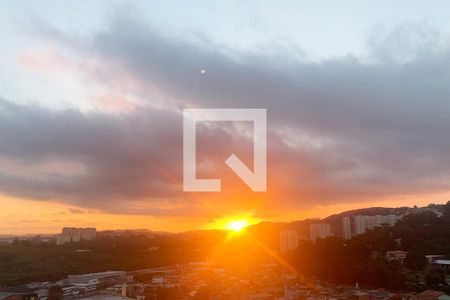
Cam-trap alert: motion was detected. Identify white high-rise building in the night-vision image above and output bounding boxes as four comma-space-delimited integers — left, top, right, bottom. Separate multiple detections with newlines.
280, 230, 299, 253
309, 223, 333, 242
354, 215, 366, 235
353, 215, 401, 236
342, 217, 352, 240
365, 215, 377, 230
57, 227, 97, 245
384, 214, 397, 226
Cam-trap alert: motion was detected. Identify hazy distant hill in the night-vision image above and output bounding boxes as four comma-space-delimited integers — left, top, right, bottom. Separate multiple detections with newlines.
248, 203, 446, 240
98, 229, 174, 236
324, 206, 408, 222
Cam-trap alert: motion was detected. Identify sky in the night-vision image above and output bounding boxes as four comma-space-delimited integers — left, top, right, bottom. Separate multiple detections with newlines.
1, 1, 450, 234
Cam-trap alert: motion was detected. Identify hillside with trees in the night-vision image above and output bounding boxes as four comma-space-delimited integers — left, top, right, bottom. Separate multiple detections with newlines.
284, 201, 450, 293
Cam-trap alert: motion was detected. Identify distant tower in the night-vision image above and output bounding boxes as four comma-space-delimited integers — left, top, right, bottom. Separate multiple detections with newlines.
122, 283, 127, 297
309, 223, 333, 242
280, 230, 299, 253
342, 217, 352, 240
354, 216, 366, 235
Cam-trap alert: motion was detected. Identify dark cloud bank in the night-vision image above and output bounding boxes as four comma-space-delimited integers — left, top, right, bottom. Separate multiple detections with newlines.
2, 17, 450, 216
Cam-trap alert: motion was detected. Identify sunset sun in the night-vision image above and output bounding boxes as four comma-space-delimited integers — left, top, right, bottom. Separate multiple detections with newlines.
226, 220, 249, 232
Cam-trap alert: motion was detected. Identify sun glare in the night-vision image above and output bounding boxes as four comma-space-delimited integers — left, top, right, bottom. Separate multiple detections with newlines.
226, 220, 249, 232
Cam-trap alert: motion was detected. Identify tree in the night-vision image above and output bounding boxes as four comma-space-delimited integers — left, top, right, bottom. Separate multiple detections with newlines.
443, 201, 450, 219
48, 286, 63, 300
425, 268, 446, 286
404, 251, 426, 270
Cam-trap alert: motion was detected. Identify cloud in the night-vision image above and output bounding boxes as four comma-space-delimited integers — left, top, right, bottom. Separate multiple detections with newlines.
3, 16, 450, 218
367, 21, 450, 64
85, 17, 450, 198
67, 208, 86, 214
0, 99, 184, 207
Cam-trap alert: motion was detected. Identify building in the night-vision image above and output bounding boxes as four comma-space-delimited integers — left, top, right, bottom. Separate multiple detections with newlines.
352, 291, 370, 300
354, 215, 366, 235
0, 293, 38, 300
415, 289, 448, 300
425, 255, 446, 263
68, 271, 126, 285
353, 215, 400, 236
56, 227, 96, 245
385, 251, 408, 263
341, 217, 352, 240
50, 271, 127, 298
432, 260, 450, 270
280, 230, 298, 253
309, 223, 333, 242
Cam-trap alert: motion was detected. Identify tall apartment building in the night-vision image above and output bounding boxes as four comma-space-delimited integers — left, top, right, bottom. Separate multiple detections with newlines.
342, 217, 352, 240
354, 215, 366, 235
309, 223, 333, 242
280, 230, 299, 253
353, 215, 400, 236
56, 227, 97, 245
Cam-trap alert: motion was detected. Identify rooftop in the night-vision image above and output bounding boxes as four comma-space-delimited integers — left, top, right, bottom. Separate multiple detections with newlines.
434, 260, 450, 265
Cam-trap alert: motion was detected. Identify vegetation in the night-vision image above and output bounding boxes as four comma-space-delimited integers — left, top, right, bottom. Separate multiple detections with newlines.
0, 232, 225, 286
0, 202, 449, 293
284, 201, 450, 292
